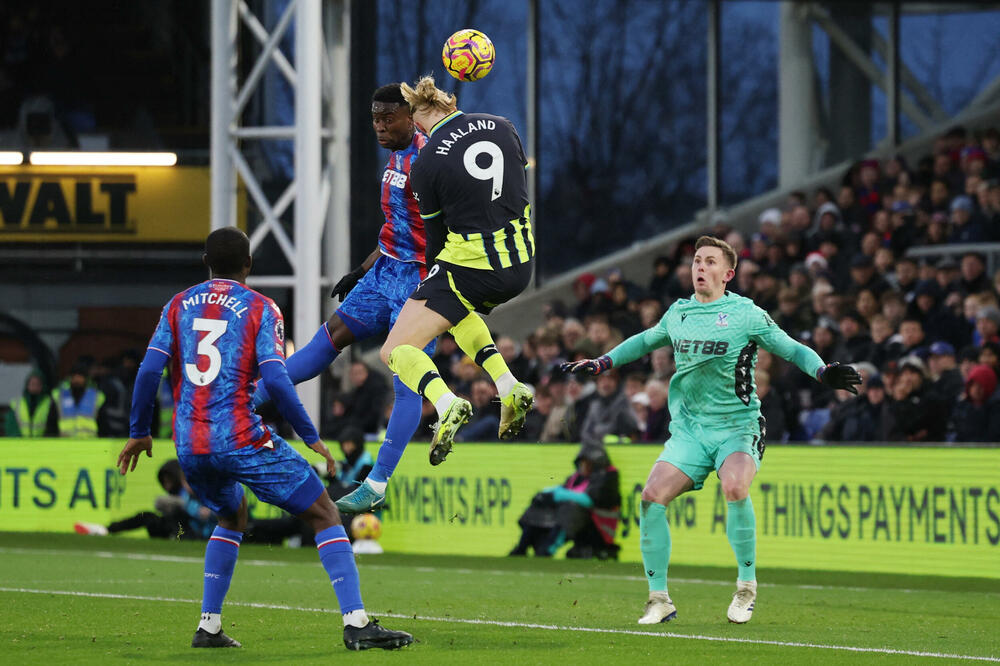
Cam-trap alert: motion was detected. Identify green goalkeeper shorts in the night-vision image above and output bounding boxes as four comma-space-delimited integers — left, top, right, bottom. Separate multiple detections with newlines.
656, 416, 766, 490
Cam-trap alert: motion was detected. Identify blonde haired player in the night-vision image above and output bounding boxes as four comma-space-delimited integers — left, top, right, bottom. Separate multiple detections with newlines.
382, 76, 535, 465
563, 236, 860, 624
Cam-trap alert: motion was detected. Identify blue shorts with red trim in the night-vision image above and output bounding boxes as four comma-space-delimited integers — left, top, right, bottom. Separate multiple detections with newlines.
179, 432, 324, 517
336, 254, 436, 355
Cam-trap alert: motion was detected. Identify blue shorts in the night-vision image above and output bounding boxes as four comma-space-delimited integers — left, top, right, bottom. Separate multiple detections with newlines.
178, 433, 325, 517
336, 255, 436, 355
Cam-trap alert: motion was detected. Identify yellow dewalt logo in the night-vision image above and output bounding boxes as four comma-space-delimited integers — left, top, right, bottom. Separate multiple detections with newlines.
0, 175, 137, 232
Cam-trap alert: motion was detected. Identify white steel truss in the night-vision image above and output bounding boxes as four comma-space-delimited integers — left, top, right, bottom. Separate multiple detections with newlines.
211, 0, 351, 424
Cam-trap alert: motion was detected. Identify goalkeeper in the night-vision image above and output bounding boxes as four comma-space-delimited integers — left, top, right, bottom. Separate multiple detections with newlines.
562, 236, 859, 626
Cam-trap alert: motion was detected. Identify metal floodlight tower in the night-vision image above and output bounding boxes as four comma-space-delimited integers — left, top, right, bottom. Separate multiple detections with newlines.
211, 0, 351, 425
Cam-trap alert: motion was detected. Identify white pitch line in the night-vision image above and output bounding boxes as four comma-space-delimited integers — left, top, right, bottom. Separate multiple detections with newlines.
1, 546, 998, 597
0, 586, 997, 663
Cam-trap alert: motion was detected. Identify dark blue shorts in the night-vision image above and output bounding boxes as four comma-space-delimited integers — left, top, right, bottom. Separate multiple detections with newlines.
178, 434, 325, 517
336, 254, 436, 355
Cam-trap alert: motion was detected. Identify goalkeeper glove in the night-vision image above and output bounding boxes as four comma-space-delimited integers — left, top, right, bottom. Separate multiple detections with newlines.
817, 362, 862, 395
559, 355, 612, 376
330, 265, 367, 301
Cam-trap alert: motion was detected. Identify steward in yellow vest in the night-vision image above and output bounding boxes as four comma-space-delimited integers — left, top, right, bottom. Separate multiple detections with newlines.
53, 365, 106, 438
5, 371, 59, 437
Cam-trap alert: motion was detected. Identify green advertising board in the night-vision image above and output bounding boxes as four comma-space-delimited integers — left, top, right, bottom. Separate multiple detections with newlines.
0, 439, 997, 578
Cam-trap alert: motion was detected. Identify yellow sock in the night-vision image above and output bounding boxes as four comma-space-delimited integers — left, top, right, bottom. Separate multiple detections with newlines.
450, 314, 515, 395
388, 344, 451, 405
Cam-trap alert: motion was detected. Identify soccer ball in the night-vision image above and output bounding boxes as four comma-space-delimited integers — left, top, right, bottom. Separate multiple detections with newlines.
442, 28, 495, 82
350, 513, 382, 541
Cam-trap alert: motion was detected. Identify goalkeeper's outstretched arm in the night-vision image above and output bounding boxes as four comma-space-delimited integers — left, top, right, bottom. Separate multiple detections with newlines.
561, 322, 671, 375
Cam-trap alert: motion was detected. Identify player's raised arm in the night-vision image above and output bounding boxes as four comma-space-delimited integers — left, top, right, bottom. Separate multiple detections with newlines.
561, 320, 672, 375
747, 306, 861, 394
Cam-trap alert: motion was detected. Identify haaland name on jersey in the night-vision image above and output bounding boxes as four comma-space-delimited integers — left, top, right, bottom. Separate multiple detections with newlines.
180, 291, 249, 318
433, 118, 497, 155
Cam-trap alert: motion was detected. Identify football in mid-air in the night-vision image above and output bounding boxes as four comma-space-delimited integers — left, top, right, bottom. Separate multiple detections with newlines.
442, 28, 495, 81
351, 513, 382, 540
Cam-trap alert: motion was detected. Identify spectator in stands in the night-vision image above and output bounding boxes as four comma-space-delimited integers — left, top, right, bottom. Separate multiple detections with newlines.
496, 335, 536, 387
948, 364, 1000, 443
855, 159, 882, 219
53, 361, 105, 438
867, 314, 895, 369
910, 280, 968, 350
579, 369, 638, 447
517, 384, 551, 442
979, 342, 1000, 375
560, 319, 586, 357
325, 361, 388, 438
838, 311, 873, 363
847, 253, 891, 299
432, 332, 462, 385
893, 256, 920, 302
927, 341, 963, 412
664, 261, 694, 302
886, 317, 926, 363
641, 379, 670, 443
538, 373, 571, 442
889, 358, 947, 442
535, 331, 567, 377
5, 370, 58, 437
820, 373, 893, 442
949, 196, 984, 243
810, 319, 843, 363
572, 273, 597, 320
648, 256, 674, 303
775, 287, 814, 338
509, 446, 620, 560
958, 252, 991, 297
755, 369, 787, 443
975, 306, 1000, 347
456, 378, 500, 442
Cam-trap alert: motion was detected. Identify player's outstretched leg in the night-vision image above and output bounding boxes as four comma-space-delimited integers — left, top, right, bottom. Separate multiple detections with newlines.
252, 322, 341, 409
304, 494, 413, 650
387, 344, 471, 465
726, 496, 757, 623
638, 500, 676, 624
336, 376, 422, 513
192, 526, 244, 647
449, 313, 533, 439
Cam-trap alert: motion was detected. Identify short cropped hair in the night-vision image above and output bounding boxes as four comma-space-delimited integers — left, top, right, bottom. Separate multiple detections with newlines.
372, 83, 407, 106
400, 75, 457, 115
695, 235, 738, 270
205, 226, 250, 275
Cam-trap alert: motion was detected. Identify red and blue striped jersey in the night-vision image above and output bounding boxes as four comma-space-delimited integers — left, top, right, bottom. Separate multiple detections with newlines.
147, 279, 284, 455
378, 131, 427, 265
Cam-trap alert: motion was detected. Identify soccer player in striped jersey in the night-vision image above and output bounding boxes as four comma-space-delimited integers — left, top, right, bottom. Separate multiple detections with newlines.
252, 83, 433, 514
563, 236, 860, 625
382, 76, 535, 467
117, 227, 413, 651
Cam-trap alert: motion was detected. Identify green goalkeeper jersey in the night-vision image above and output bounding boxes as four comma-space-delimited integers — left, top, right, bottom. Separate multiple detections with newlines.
607, 291, 825, 429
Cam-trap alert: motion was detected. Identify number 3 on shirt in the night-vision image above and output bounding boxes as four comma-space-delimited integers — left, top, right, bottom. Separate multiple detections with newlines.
463, 140, 504, 201
186, 317, 228, 386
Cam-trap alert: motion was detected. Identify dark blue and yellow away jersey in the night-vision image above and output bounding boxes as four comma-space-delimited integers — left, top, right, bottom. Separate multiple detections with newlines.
409, 111, 533, 271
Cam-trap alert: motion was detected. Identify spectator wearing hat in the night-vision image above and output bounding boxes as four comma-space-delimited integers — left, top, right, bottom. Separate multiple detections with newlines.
838, 311, 874, 363
648, 256, 674, 304
935, 256, 961, 295
889, 358, 948, 442
948, 364, 1000, 442
847, 253, 891, 300
758, 207, 782, 241
53, 361, 106, 438
908, 280, 969, 351
819, 373, 893, 442
975, 306, 1000, 348
961, 146, 988, 179
927, 341, 963, 414
948, 196, 985, 243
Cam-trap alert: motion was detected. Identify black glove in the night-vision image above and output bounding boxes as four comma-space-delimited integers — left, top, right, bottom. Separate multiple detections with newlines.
559, 355, 613, 376
330, 265, 366, 301
817, 362, 862, 395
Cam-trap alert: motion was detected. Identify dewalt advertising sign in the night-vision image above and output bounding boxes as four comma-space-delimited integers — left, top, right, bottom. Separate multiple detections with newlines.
0, 166, 238, 242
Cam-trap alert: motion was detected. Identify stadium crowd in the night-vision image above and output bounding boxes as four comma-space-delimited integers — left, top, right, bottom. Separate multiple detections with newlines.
326, 124, 1000, 446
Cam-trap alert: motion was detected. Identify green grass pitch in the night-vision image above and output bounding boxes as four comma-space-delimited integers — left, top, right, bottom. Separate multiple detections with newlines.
0, 532, 997, 664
